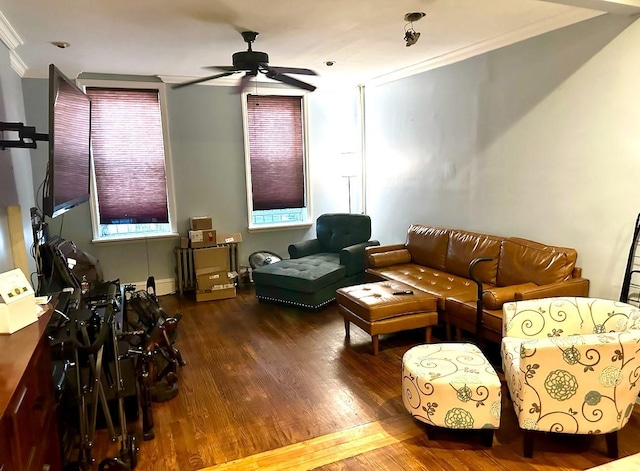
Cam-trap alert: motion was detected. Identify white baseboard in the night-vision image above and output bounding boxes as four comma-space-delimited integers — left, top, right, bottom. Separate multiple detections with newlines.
126, 277, 176, 296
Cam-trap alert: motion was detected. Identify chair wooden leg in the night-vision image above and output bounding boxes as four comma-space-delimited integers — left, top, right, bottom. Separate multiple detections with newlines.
445, 322, 452, 340
523, 430, 535, 458
425, 326, 432, 344
481, 429, 494, 447
371, 335, 379, 356
605, 431, 618, 459
343, 318, 350, 338
455, 327, 463, 341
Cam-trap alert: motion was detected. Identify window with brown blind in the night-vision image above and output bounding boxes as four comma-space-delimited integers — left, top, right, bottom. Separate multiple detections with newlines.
244, 92, 311, 229
81, 81, 176, 240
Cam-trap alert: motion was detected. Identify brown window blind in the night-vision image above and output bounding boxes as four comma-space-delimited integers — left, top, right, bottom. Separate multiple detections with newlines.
86, 87, 169, 224
247, 94, 305, 211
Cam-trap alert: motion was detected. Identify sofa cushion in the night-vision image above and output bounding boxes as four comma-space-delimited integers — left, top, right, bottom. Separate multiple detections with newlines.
368, 249, 412, 268
444, 230, 502, 285
252, 253, 345, 293
405, 225, 449, 271
497, 238, 577, 287
366, 264, 476, 310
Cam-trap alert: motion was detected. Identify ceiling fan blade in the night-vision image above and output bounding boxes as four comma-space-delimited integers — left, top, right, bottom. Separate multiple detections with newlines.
234, 73, 254, 94
204, 65, 239, 72
265, 71, 316, 92
266, 66, 317, 76
172, 71, 236, 89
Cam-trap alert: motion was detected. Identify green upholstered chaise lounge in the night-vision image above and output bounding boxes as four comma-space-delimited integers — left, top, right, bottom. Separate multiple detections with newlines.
252, 213, 379, 309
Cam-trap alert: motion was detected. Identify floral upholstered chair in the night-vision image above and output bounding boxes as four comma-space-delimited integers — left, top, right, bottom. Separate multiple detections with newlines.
501, 297, 640, 458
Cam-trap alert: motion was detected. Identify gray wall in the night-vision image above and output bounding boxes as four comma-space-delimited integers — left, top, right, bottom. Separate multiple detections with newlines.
23, 78, 360, 285
0, 43, 36, 280
365, 13, 639, 300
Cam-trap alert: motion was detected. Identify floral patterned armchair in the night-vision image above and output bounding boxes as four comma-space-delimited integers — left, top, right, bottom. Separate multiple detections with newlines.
501, 297, 640, 458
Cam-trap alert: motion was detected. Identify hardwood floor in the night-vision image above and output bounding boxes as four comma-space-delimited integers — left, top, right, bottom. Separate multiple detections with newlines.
90, 286, 640, 470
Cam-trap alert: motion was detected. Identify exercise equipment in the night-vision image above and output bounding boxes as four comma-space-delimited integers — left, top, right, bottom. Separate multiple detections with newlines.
125, 277, 185, 403
56, 282, 139, 470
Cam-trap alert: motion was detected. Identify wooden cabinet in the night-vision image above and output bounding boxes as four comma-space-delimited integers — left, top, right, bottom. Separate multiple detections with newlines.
0, 309, 62, 471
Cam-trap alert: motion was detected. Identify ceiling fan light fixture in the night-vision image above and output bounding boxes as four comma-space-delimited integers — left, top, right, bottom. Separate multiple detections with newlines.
403, 11, 425, 47
404, 30, 420, 47
404, 12, 426, 23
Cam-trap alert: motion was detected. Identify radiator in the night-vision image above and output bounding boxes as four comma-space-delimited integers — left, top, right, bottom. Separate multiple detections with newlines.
175, 247, 196, 295
175, 245, 245, 295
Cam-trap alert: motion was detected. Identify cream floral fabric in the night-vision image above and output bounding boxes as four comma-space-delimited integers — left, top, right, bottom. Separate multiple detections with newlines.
402, 343, 501, 430
501, 297, 640, 435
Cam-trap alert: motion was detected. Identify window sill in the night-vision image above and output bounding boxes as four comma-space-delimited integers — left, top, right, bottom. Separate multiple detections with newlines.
91, 232, 180, 244
248, 222, 313, 233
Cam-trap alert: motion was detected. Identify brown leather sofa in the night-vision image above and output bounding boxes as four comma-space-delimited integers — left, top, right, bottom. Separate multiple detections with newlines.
364, 224, 590, 344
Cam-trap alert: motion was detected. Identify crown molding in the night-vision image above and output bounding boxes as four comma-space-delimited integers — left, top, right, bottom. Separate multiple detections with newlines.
10, 50, 26, 76
366, 8, 604, 88
0, 9, 28, 77
541, 0, 640, 16
0, 10, 22, 50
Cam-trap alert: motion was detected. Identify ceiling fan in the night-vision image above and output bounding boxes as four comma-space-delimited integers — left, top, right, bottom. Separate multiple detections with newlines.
172, 31, 318, 93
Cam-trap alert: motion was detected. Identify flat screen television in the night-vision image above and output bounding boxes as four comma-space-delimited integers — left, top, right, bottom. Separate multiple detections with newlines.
43, 64, 92, 218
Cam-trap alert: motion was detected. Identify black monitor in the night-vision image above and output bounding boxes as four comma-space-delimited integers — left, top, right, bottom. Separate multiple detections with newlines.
43, 64, 91, 218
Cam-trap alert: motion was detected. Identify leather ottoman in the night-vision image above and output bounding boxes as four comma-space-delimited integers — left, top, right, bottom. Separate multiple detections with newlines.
335, 281, 438, 355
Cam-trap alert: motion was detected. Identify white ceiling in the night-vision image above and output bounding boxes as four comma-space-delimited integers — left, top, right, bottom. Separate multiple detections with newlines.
0, 0, 637, 89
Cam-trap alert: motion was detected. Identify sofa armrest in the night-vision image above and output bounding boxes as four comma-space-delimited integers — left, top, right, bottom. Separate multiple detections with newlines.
288, 239, 321, 259
341, 240, 381, 276
482, 283, 538, 310
365, 244, 408, 268
514, 278, 590, 301
367, 248, 411, 269
468, 257, 495, 341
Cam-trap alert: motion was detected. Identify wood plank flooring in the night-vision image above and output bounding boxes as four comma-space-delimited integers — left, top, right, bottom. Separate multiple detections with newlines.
90, 286, 640, 470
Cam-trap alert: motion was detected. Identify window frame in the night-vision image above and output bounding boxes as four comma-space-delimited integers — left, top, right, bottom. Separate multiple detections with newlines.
241, 86, 313, 232
77, 78, 178, 243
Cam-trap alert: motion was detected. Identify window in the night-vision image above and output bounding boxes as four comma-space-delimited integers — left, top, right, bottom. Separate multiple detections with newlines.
242, 89, 311, 230
80, 80, 176, 241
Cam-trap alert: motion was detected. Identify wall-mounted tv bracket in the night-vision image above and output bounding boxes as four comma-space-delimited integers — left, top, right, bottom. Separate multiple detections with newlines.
0, 121, 49, 150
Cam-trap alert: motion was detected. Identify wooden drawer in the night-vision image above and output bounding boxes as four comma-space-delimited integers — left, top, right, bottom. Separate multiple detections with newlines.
0, 414, 15, 470
1, 334, 61, 471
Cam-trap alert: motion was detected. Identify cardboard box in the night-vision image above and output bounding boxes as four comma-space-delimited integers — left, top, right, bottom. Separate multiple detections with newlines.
196, 285, 236, 302
196, 270, 230, 291
216, 232, 243, 244
180, 237, 189, 249
190, 216, 213, 231
193, 246, 229, 272
189, 229, 217, 248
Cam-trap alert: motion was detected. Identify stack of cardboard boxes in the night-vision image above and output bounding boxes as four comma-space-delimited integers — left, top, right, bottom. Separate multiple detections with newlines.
187, 217, 236, 302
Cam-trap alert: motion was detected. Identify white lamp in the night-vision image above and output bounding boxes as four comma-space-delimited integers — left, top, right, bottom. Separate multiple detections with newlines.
340, 152, 360, 213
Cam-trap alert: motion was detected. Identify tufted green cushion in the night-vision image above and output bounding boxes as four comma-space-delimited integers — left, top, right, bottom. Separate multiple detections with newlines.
252, 253, 346, 293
